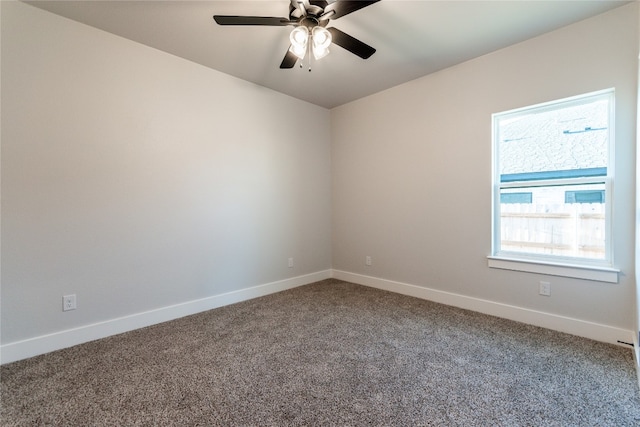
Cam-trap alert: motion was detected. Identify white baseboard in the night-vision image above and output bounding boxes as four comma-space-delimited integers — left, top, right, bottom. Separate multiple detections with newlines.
1, 270, 331, 365
3, 269, 632, 365
331, 269, 635, 347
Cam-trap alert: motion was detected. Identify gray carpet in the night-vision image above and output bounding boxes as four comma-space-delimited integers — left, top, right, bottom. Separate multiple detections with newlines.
2, 279, 639, 426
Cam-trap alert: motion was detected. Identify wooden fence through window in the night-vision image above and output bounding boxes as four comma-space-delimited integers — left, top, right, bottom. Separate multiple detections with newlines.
500, 203, 605, 259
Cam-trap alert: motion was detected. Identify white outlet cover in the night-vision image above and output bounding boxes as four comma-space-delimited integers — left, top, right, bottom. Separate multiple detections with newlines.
539, 281, 551, 296
63, 294, 77, 311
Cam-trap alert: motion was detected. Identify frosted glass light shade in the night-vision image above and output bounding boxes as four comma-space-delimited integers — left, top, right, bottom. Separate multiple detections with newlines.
289, 27, 309, 59
312, 26, 331, 60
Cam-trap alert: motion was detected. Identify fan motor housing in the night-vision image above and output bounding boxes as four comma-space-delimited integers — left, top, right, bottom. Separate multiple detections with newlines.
299, 16, 328, 29
289, 3, 325, 21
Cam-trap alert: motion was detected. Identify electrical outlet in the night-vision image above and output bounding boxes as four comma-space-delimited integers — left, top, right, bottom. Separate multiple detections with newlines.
365, 256, 372, 266
63, 294, 77, 311
288, 257, 294, 268
539, 281, 551, 296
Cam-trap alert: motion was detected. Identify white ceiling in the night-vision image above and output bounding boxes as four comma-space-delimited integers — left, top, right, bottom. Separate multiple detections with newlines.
26, 0, 629, 109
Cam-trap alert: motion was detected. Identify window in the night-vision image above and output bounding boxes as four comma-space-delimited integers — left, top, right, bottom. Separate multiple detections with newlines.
500, 192, 532, 204
489, 89, 617, 282
564, 190, 605, 204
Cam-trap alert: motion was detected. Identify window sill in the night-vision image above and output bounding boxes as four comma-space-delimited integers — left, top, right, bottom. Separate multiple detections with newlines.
487, 256, 619, 283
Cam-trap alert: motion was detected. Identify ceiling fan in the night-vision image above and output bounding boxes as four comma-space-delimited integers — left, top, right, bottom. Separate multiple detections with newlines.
213, 0, 380, 69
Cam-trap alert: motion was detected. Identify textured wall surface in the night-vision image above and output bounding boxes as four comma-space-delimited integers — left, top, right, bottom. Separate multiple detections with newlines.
332, 3, 638, 331
1, 1, 332, 345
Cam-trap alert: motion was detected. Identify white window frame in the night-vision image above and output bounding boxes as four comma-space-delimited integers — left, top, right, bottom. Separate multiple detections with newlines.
488, 89, 619, 283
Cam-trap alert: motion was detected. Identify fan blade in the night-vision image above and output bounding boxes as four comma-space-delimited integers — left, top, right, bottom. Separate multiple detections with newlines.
327, 27, 375, 59
213, 15, 294, 26
280, 49, 299, 69
325, 0, 380, 20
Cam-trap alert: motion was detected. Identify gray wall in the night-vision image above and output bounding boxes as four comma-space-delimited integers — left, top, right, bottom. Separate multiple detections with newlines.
1, 1, 332, 345
332, 3, 638, 332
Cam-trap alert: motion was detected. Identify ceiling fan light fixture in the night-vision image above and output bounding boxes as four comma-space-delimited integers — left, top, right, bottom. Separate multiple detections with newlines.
214, 0, 380, 69
289, 26, 309, 59
311, 26, 331, 60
